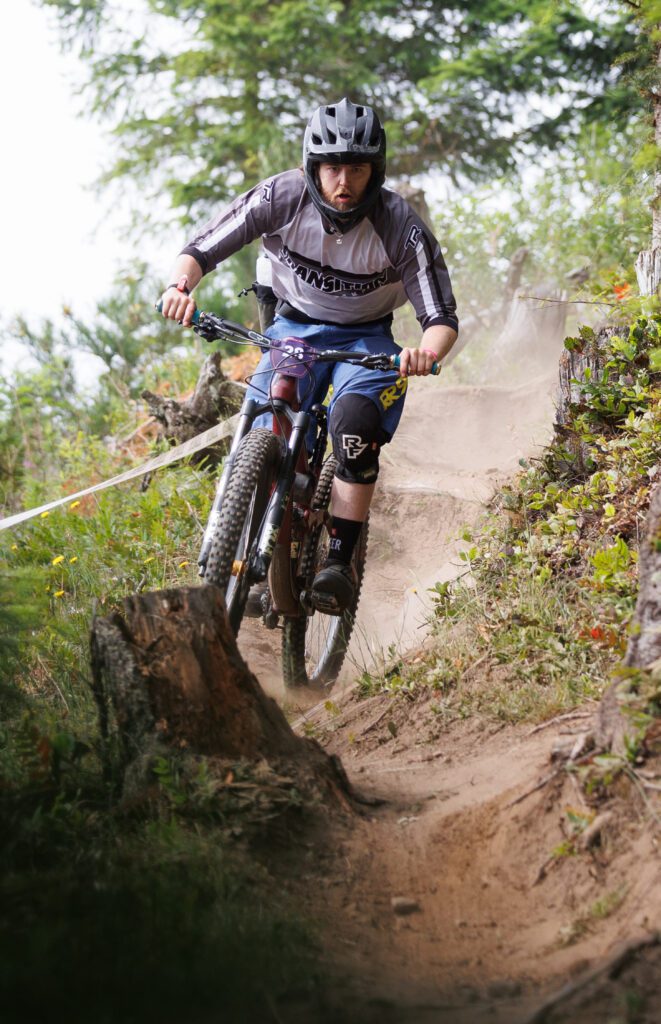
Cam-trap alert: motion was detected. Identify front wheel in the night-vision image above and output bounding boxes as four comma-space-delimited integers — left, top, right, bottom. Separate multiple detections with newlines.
203, 428, 282, 634
282, 456, 367, 690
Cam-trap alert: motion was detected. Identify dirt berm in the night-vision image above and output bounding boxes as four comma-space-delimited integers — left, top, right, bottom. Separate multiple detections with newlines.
239, 363, 661, 1022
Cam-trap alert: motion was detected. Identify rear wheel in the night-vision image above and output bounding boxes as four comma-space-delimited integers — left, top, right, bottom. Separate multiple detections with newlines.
204, 428, 282, 635
282, 457, 367, 690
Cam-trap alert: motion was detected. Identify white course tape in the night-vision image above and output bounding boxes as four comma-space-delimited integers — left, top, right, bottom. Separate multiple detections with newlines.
0, 414, 240, 533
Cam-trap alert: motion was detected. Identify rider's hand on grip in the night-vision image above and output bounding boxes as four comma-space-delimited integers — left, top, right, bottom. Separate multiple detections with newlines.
156, 288, 197, 327
392, 351, 440, 377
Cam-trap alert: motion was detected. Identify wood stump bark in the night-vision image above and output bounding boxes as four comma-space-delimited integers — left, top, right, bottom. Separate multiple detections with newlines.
90, 585, 348, 798
635, 248, 661, 297
554, 326, 620, 475
141, 352, 245, 467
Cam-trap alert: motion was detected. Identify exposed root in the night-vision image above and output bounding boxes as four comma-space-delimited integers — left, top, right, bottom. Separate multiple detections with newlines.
520, 932, 660, 1024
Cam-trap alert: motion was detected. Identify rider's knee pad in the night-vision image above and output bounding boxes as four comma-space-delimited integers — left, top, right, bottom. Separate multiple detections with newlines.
330, 393, 385, 485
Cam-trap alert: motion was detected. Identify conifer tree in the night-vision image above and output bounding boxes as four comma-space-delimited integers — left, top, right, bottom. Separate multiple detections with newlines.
41, 0, 641, 220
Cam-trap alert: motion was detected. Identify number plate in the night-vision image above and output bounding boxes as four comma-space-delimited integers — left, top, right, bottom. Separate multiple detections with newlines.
269, 336, 317, 378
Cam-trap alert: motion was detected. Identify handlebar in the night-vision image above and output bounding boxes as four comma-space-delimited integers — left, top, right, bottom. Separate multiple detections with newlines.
155, 302, 440, 375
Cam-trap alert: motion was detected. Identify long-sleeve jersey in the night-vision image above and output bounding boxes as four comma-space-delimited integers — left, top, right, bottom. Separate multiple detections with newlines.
181, 168, 458, 333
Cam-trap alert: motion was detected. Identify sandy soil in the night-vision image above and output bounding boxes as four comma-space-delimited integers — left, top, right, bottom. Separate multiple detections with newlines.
233, 351, 660, 1022
276, 693, 661, 1023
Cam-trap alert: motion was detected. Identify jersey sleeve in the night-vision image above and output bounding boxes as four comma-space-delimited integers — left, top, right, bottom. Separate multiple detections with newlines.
180, 170, 304, 274
379, 196, 458, 333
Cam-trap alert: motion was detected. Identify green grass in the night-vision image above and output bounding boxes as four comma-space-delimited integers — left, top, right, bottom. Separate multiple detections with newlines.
0, 433, 318, 1024
1, 819, 315, 1024
0, 727, 317, 1024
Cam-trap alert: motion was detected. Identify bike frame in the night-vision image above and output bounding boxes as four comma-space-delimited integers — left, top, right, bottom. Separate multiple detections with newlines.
197, 370, 327, 616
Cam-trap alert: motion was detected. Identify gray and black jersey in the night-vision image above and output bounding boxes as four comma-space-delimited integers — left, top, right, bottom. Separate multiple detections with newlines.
181, 168, 458, 333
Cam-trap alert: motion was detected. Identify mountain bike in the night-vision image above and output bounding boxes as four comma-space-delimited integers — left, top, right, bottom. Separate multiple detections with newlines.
182, 308, 438, 690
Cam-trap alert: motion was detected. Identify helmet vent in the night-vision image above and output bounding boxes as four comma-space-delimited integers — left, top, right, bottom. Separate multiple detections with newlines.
326, 129, 337, 143
327, 106, 336, 117
356, 106, 365, 117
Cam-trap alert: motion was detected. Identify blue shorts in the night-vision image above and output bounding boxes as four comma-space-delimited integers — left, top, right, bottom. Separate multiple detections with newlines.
246, 315, 408, 449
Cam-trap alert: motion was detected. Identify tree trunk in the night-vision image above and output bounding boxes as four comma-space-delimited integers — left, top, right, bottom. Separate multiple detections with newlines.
554, 326, 617, 475
90, 585, 348, 798
635, 249, 661, 297
596, 483, 661, 755
141, 352, 245, 466
394, 182, 434, 229
623, 482, 661, 670
634, 39, 661, 295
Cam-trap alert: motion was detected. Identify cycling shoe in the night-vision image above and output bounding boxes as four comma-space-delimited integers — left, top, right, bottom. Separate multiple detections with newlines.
310, 561, 356, 615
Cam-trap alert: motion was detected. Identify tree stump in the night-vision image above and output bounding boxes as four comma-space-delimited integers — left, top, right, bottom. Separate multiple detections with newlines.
141, 352, 245, 467
90, 585, 349, 800
596, 483, 661, 755
554, 326, 620, 475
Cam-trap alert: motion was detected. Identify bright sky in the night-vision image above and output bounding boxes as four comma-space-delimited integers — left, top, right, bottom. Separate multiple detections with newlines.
0, 1, 129, 373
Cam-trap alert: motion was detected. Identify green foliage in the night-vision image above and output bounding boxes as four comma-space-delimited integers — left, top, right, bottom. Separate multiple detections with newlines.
0, 568, 47, 708
590, 536, 637, 589
39, 0, 640, 220
0, 416, 316, 1020
0, 432, 215, 724
2, 266, 205, 439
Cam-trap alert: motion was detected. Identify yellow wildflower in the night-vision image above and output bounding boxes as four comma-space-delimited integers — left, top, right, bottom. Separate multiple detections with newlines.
52, 555, 65, 565
178, 560, 189, 568
69, 556, 78, 564
54, 590, 65, 598
143, 556, 155, 565
40, 511, 50, 518
70, 500, 81, 509
11, 544, 18, 551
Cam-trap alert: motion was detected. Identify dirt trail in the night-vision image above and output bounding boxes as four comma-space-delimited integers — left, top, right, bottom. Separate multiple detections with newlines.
237, 360, 661, 1021
281, 698, 660, 1022
349, 371, 557, 675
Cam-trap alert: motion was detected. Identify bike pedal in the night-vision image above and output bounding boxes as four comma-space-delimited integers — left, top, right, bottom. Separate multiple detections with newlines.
245, 582, 269, 618
310, 589, 343, 616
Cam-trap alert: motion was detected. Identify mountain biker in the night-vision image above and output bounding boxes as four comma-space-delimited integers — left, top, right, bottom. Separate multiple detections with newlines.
160, 97, 458, 613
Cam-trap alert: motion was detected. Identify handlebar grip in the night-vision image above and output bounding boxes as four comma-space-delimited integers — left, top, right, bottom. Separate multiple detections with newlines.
154, 300, 201, 325
391, 353, 441, 376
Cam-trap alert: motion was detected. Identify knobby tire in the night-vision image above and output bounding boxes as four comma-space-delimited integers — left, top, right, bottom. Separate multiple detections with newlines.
282, 456, 367, 690
203, 428, 282, 635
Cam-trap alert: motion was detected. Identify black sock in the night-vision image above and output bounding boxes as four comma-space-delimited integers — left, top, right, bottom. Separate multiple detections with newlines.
327, 516, 363, 565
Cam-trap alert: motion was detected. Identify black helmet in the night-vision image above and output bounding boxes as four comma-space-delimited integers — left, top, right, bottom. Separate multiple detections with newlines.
303, 97, 386, 234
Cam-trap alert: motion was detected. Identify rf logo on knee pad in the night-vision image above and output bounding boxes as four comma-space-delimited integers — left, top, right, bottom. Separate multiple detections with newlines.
342, 434, 368, 459
331, 393, 385, 484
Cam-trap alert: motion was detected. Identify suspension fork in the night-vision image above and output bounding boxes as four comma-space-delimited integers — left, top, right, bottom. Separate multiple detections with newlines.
251, 405, 310, 581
